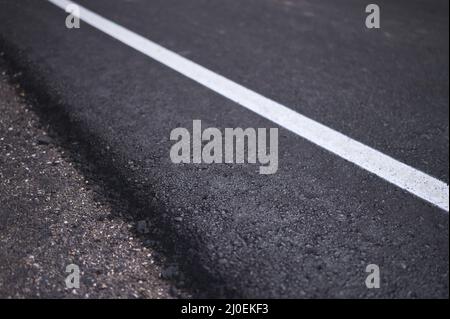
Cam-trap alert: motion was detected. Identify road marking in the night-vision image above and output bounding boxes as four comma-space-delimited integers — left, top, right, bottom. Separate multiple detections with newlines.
47, 0, 449, 212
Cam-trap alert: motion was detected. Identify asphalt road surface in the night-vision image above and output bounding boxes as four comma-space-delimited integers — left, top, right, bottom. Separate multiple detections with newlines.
0, 61, 187, 298
0, 0, 448, 298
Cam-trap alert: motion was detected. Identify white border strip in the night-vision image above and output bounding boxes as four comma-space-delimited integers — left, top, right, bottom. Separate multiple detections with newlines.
48, 0, 449, 212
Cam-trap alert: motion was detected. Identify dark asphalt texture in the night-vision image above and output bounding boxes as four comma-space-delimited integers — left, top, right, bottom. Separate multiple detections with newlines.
0, 0, 448, 298
0, 60, 189, 298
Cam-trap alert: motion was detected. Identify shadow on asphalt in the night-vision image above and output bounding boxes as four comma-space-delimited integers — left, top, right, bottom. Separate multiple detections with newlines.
0, 39, 235, 298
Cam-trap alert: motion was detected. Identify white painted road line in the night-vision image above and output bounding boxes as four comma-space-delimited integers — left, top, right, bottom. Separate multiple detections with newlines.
48, 0, 449, 212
